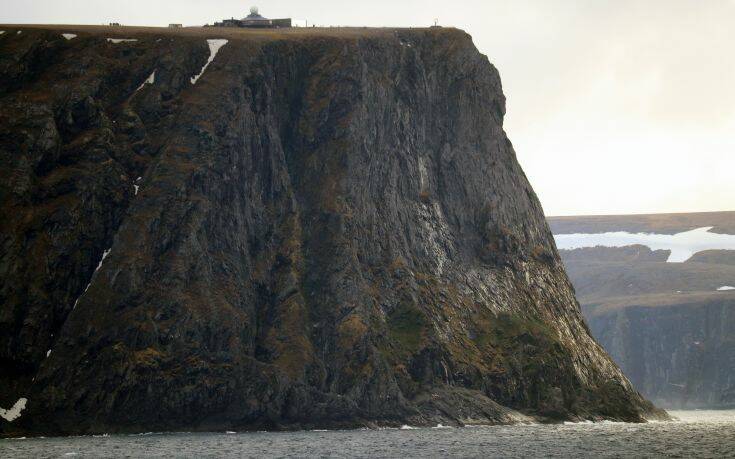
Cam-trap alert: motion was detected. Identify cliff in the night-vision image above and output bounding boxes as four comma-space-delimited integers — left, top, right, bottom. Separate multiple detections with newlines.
553, 213, 735, 408
585, 297, 735, 408
1, 25, 662, 436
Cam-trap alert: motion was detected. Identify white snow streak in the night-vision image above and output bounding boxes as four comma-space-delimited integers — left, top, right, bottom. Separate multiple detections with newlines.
96, 248, 111, 271
72, 248, 111, 309
717, 286, 735, 291
0, 398, 28, 422
191, 39, 228, 85
107, 38, 137, 43
133, 184, 139, 195
135, 70, 156, 92
46, 349, 51, 357
62, 33, 77, 40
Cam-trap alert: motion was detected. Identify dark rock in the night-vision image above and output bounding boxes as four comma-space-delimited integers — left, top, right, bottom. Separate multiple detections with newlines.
586, 299, 735, 409
1, 27, 663, 436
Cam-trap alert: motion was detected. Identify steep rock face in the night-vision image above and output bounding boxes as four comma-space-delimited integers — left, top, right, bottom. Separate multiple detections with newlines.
1, 26, 661, 435
586, 300, 735, 408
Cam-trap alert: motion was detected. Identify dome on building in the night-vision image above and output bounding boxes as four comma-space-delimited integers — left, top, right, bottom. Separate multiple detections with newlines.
245, 6, 267, 20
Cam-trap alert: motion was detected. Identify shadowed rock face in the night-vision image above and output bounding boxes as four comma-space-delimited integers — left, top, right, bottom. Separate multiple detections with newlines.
1, 26, 662, 436
586, 300, 735, 409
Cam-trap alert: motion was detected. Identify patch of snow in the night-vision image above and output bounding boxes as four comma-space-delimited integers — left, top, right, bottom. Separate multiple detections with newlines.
72, 247, 111, 309
62, 33, 77, 40
554, 227, 735, 263
432, 423, 451, 429
133, 184, 139, 195
135, 70, 156, 92
400, 425, 417, 430
96, 248, 111, 272
17, 31, 22, 35
0, 398, 28, 422
191, 39, 228, 84
136, 176, 142, 181
0, 31, 5, 35
225, 431, 236, 434
46, 349, 51, 357
717, 286, 735, 291
107, 38, 138, 43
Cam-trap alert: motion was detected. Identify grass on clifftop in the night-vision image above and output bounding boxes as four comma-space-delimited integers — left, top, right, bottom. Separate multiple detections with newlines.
0, 24, 462, 43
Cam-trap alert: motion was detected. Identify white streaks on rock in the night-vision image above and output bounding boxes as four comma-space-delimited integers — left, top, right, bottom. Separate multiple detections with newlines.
0, 398, 28, 422
72, 247, 111, 309
62, 33, 77, 40
191, 39, 228, 85
135, 70, 155, 92
96, 248, 111, 271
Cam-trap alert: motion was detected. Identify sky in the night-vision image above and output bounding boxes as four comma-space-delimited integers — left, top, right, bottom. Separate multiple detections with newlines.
2, 0, 734, 216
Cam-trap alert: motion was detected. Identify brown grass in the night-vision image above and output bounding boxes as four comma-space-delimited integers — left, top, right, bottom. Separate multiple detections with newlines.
0, 24, 457, 43
548, 211, 735, 235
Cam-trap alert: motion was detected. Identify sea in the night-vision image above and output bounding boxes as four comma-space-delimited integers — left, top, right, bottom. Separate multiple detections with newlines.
2, 410, 734, 458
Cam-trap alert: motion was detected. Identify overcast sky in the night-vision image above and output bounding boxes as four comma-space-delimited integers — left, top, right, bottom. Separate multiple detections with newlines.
2, 0, 733, 216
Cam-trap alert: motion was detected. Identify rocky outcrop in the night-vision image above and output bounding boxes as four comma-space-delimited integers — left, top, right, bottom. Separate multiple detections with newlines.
1, 26, 662, 436
586, 298, 735, 408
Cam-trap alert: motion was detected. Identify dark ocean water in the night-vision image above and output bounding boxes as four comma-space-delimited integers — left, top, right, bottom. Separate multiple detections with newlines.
2, 410, 734, 458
